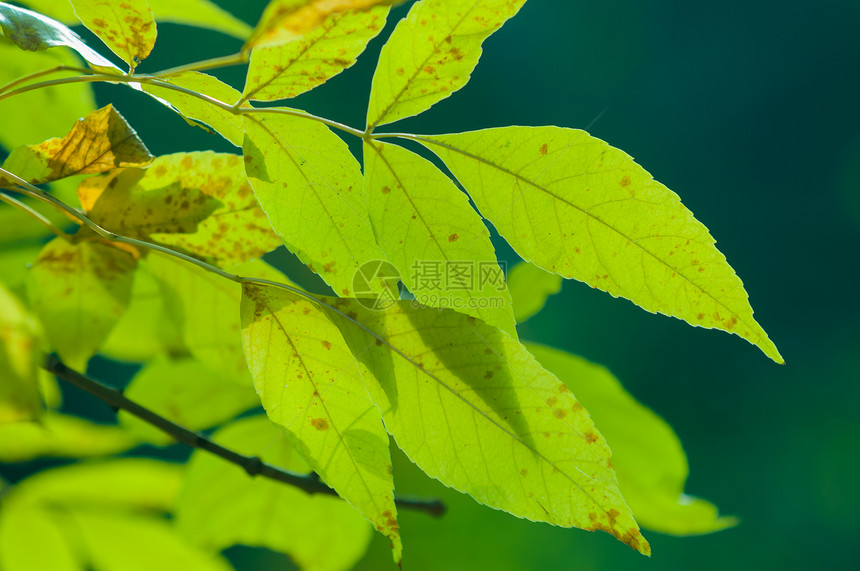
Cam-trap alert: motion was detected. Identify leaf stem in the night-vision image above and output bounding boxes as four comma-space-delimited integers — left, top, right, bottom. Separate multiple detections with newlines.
42, 354, 446, 518
0, 192, 69, 238
0, 65, 95, 95
148, 52, 249, 78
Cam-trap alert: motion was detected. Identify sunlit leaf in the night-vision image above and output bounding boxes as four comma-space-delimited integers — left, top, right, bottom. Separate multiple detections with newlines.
146, 253, 289, 385
241, 283, 401, 561
0, 45, 96, 150
526, 343, 740, 535
0, 283, 43, 423
70, 509, 232, 571
144, 152, 281, 264
1, 105, 153, 187
80, 166, 222, 240
6, 458, 181, 509
246, 0, 401, 49
7, 0, 77, 24
242, 7, 388, 102
99, 262, 183, 362
507, 261, 562, 323
69, 0, 156, 71
0, 2, 119, 71
144, 0, 251, 39
243, 112, 388, 296
0, 504, 80, 571
26, 237, 137, 370
308, 295, 649, 553
363, 139, 515, 334
177, 415, 373, 571
421, 128, 783, 363
119, 356, 260, 445
0, 412, 137, 462
366, 0, 524, 129
141, 72, 246, 146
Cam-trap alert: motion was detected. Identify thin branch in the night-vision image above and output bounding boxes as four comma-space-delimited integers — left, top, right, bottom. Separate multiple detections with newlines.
0, 191, 69, 238
0, 65, 94, 94
42, 354, 446, 518
149, 52, 248, 77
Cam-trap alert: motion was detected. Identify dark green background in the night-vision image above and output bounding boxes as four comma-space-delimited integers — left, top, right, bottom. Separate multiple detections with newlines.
17, 0, 860, 569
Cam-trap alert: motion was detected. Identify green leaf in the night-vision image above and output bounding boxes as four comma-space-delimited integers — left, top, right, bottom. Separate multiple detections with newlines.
311, 295, 649, 554
243, 112, 388, 296
26, 238, 137, 370
7, 0, 77, 24
177, 415, 373, 571
143, 0, 251, 39
0, 505, 80, 571
420, 128, 783, 363
0, 412, 137, 462
507, 261, 562, 323
363, 139, 515, 334
119, 356, 260, 445
69, 0, 156, 71
145, 152, 281, 264
0, 2, 119, 71
525, 343, 740, 536
242, 7, 389, 102
240, 283, 401, 561
0, 283, 43, 423
140, 72, 246, 146
1, 105, 153, 187
366, 0, 525, 129
69, 509, 233, 571
99, 262, 183, 362
245, 0, 400, 50
5, 458, 181, 510
0, 44, 96, 149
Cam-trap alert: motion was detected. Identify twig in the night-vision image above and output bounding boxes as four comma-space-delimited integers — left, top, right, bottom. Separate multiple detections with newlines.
42, 354, 446, 518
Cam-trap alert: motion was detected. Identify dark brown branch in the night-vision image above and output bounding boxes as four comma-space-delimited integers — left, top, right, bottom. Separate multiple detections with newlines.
42, 354, 446, 519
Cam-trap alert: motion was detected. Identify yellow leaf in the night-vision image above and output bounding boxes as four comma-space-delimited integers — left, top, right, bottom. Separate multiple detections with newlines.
246, 0, 402, 49
26, 237, 137, 370
0, 283, 43, 424
0, 412, 136, 462
70, 0, 157, 70
1, 105, 153, 187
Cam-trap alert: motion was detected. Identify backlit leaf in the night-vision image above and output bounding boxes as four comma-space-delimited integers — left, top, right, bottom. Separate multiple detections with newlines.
144, 152, 281, 264
526, 343, 740, 535
0, 45, 97, 150
99, 262, 183, 362
366, 0, 524, 129
242, 7, 388, 102
241, 283, 401, 561
0, 283, 43, 423
1, 105, 153, 187
243, 112, 388, 296
69, 0, 157, 70
70, 509, 232, 571
141, 73, 246, 146
27, 238, 137, 370
119, 356, 260, 445
177, 415, 373, 571
0, 412, 136, 462
144, 0, 251, 39
0, 505, 80, 571
246, 0, 401, 49
363, 139, 515, 334
0, 244, 44, 296
0, 2, 119, 71
318, 295, 648, 553
80, 167, 222, 240
507, 261, 562, 323
421, 128, 783, 363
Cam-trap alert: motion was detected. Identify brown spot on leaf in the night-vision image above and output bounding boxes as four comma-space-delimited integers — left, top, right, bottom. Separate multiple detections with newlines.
539, 143, 548, 155
584, 431, 598, 444
310, 418, 329, 430
448, 233, 459, 242
619, 176, 631, 187
321, 340, 332, 350
381, 185, 391, 194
